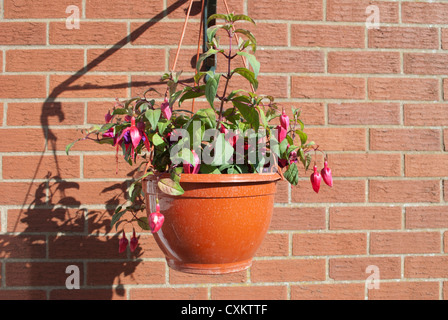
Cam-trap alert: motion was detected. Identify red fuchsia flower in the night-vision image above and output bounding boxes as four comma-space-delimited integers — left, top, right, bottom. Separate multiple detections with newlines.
161, 97, 172, 120
321, 160, 333, 187
130, 229, 138, 252
310, 165, 322, 194
276, 125, 287, 143
105, 111, 113, 123
183, 149, 200, 174
119, 230, 128, 253
103, 128, 114, 139
220, 124, 239, 147
114, 117, 150, 161
149, 204, 165, 233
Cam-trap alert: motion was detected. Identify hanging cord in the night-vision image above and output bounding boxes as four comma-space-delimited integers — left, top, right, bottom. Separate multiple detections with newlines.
171, 0, 195, 73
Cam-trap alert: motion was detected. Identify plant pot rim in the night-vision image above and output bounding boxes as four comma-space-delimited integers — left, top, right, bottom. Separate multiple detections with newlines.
144, 172, 282, 184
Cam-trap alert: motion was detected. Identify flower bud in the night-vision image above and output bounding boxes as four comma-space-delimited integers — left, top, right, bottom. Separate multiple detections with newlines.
321, 161, 333, 187
130, 229, 138, 252
310, 165, 322, 193
119, 230, 128, 253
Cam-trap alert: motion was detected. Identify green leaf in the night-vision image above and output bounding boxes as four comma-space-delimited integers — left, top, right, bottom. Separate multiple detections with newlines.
145, 109, 161, 130
296, 130, 308, 146
179, 85, 205, 106
205, 73, 221, 108
65, 139, 79, 155
195, 108, 217, 129
207, 13, 228, 25
137, 217, 151, 231
207, 25, 221, 42
234, 28, 257, 52
232, 97, 260, 129
111, 209, 127, 230
112, 108, 128, 115
152, 133, 165, 148
210, 133, 234, 166
196, 49, 218, 72
199, 164, 221, 174
158, 178, 185, 196
232, 14, 256, 25
284, 163, 299, 186
236, 52, 260, 78
232, 67, 258, 91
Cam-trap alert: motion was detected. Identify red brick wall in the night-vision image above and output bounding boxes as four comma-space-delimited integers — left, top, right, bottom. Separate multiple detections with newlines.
1, 0, 447, 300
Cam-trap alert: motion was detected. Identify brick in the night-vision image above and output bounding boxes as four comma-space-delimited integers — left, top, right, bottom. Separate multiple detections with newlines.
8, 208, 85, 233
5, 262, 83, 287
50, 289, 126, 300
255, 233, 289, 257
49, 236, 121, 259
327, 0, 399, 23
50, 22, 128, 45
0, 182, 45, 205
87, 48, 165, 72
443, 29, 448, 50
84, 155, 137, 180
329, 153, 402, 177
329, 103, 400, 125
369, 27, 438, 49
211, 285, 287, 300
370, 232, 441, 254
49, 181, 127, 206
3, 155, 80, 179
0, 75, 46, 99
251, 23, 289, 47
369, 180, 440, 203
275, 180, 289, 203
402, 2, 448, 24
0, 22, 46, 45
303, 128, 366, 151
405, 154, 448, 177
405, 256, 448, 279
169, 268, 246, 285
330, 206, 402, 230
49, 75, 128, 99
368, 78, 439, 101
6, 49, 84, 72
87, 101, 116, 124
248, 0, 322, 21
7, 102, 85, 126
291, 283, 365, 300
285, 102, 325, 125
292, 180, 366, 204
48, 128, 115, 152
0, 128, 46, 152
368, 282, 439, 300
255, 50, 324, 73
444, 80, 448, 101
86, 0, 163, 18
291, 76, 365, 99
0, 103, 3, 125
251, 259, 326, 282
328, 51, 400, 74
404, 53, 448, 75
131, 21, 201, 46
5, 0, 82, 18
0, 235, 46, 259
130, 287, 208, 300
270, 207, 325, 230
0, 290, 46, 300
404, 104, 448, 126
88, 261, 165, 285
330, 257, 401, 280
370, 128, 441, 151
292, 233, 367, 256
291, 25, 365, 48
406, 207, 448, 229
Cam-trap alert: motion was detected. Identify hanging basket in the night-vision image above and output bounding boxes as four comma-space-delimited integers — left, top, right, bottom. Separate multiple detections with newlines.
143, 173, 280, 274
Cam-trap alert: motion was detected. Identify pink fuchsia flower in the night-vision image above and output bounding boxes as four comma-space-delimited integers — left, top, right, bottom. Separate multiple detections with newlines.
321, 160, 333, 187
119, 230, 128, 253
130, 229, 138, 252
183, 149, 200, 174
280, 109, 289, 131
310, 165, 322, 193
220, 124, 239, 147
114, 117, 150, 161
276, 125, 287, 143
149, 204, 165, 233
161, 97, 172, 120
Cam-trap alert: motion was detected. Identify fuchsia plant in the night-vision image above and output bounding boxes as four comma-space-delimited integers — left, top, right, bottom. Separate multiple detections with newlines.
66, 13, 333, 253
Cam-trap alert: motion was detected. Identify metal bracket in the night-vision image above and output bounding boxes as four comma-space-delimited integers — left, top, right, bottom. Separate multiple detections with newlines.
202, 0, 217, 71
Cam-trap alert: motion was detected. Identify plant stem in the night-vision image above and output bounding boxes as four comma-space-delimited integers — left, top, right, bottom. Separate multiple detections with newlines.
217, 30, 233, 129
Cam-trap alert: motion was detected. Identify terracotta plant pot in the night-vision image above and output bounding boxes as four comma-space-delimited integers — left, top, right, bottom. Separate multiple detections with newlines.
143, 173, 281, 275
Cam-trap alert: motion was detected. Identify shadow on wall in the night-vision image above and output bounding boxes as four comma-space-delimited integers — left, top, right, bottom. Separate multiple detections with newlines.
0, 0, 199, 300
